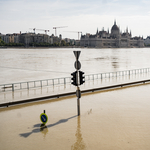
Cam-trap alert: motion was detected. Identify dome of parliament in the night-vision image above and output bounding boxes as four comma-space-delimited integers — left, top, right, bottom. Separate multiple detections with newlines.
80, 20, 144, 48
111, 20, 119, 31
111, 24, 119, 30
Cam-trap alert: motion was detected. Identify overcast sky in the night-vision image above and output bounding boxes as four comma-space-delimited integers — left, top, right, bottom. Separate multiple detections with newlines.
0, 0, 150, 39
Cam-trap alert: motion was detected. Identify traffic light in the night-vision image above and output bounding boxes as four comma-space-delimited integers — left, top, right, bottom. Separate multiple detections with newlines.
71, 71, 78, 86
79, 71, 85, 85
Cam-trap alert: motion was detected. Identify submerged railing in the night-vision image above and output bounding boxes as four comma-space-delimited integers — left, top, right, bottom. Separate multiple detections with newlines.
0, 68, 150, 92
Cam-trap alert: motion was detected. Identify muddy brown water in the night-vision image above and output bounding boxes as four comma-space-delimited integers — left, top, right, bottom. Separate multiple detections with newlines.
1, 83, 150, 150
1, 47, 150, 84
1, 48, 150, 149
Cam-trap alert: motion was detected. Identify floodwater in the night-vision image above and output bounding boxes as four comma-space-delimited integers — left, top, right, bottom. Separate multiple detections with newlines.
1, 47, 150, 149
0, 83, 150, 150
0, 47, 150, 84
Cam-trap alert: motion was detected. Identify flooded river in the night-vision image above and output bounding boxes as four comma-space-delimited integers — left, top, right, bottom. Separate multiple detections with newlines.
1, 47, 150, 150
0, 47, 150, 84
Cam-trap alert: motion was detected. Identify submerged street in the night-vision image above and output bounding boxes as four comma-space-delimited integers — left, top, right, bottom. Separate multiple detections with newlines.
1, 83, 150, 150
1, 48, 150, 149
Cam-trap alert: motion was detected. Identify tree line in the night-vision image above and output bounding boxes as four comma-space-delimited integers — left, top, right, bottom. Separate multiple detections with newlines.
0, 37, 24, 47
29, 40, 74, 47
0, 37, 75, 47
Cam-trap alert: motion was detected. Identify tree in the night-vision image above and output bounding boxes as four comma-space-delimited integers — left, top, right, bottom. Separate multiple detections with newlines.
0, 37, 6, 46
61, 40, 66, 46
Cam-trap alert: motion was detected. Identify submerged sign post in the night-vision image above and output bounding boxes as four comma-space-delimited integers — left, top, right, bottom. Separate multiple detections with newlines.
71, 51, 85, 116
40, 110, 48, 124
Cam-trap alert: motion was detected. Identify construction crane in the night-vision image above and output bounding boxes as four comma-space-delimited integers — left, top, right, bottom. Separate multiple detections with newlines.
29, 28, 36, 34
64, 31, 82, 40
29, 28, 49, 34
36, 29, 49, 34
53, 26, 68, 36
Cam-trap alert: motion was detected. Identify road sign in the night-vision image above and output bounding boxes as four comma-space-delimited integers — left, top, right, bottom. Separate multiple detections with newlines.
73, 51, 81, 60
40, 113, 48, 124
76, 89, 81, 98
74, 61, 81, 70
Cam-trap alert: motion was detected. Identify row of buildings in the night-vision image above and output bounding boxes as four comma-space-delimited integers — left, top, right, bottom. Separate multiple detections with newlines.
0, 32, 77, 46
144, 36, 150, 46
1, 21, 150, 48
80, 21, 145, 48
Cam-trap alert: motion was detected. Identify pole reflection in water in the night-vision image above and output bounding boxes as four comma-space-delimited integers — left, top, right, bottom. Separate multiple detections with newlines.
71, 116, 86, 150
34, 89, 36, 95
40, 88, 42, 94
20, 91, 22, 97
40, 123, 48, 139
12, 91, 14, 100
27, 89, 29, 97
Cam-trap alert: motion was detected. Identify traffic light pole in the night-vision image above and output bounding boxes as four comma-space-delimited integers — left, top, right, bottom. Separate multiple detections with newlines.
71, 51, 84, 116
76, 57, 80, 116
77, 86, 80, 116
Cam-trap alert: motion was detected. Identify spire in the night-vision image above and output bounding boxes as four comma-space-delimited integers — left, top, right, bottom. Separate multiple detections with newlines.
96, 28, 98, 35
130, 30, 132, 36
114, 19, 116, 25
126, 27, 128, 33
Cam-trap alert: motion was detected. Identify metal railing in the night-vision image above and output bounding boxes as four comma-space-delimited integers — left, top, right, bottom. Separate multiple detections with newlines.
84, 68, 150, 81
0, 67, 150, 92
0, 77, 71, 92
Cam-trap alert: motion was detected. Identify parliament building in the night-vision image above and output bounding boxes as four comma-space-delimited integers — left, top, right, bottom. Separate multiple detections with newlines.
80, 21, 144, 48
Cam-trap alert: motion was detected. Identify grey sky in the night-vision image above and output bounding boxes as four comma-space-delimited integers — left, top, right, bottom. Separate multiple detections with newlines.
0, 0, 150, 39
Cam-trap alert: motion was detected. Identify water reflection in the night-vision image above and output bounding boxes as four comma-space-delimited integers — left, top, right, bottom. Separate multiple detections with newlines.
20, 91, 22, 97
71, 117, 86, 150
27, 90, 29, 97
2, 71, 150, 104
12, 92, 14, 100
111, 62, 119, 68
40, 123, 48, 139
40, 88, 42, 94
34, 89, 36, 95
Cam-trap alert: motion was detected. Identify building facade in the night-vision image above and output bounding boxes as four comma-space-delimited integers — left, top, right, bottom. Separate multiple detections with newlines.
144, 36, 150, 46
0, 33, 20, 44
19, 33, 52, 46
80, 21, 144, 48
0, 32, 62, 46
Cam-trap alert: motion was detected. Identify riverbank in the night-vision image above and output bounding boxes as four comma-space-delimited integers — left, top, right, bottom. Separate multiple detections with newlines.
1, 46, 148, 49
0, 46, 7, 48
0, 46, 83, 49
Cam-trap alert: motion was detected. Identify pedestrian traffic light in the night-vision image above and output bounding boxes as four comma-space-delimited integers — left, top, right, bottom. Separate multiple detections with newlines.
71, 71, 78, 86
79, 71, 85, 85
